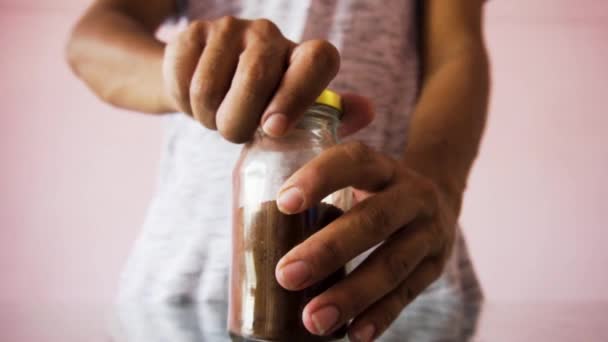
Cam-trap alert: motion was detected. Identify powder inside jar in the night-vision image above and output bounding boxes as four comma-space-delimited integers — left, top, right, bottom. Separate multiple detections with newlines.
229, 201, 346, 341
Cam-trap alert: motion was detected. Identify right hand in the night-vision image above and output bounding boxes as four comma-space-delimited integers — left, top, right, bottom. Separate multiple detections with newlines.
162, 16, 373, 143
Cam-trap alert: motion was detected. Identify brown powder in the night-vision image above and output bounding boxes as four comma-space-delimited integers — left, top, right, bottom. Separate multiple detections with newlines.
229, 201, 346, 341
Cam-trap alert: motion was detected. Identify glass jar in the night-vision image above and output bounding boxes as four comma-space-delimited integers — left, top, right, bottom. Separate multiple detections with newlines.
229, 90, 351, 342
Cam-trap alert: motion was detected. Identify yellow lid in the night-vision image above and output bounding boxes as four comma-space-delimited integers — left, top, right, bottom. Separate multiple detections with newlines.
315, 89, 342, 112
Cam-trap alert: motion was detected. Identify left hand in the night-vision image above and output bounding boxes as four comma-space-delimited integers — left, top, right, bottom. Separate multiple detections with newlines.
274, 141, 459, 341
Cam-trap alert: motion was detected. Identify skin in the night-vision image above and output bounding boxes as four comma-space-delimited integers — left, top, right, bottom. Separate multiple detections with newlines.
66, 0, 372, 141
67, 0, 489, 341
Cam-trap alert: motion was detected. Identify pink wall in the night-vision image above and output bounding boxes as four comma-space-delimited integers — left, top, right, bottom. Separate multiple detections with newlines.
0, 1, 606, 304
0, 3, 161, 303
462, 0, 608, 301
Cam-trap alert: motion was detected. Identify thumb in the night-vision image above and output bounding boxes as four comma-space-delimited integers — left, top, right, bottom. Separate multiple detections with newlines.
338, 93, 375, 138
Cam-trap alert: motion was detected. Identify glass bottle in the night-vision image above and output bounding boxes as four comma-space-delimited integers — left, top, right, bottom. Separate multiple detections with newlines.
229, 90, 351, 341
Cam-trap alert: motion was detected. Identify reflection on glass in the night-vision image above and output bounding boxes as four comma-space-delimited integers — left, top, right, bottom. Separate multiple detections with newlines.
110, 287, 481, 342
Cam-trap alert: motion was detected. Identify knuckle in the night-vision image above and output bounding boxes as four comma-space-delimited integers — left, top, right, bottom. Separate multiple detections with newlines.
236, 65, 274, 104
188, 81, 203, 104
418, 178, 440, 212
210, 16, 241, 39
250, 41, 287, 61
274, 90, 298, 108
344, 293, 367, 316
250, 18, 281, 37
357, 203, 393, 236
303, 40, 340, 73
188, 77, 210, 102
242, 59, 273, 86
184, 20, 206, 41
189, 80, 219, 110
385, 251, 409, 286
216, 15, 239, 31
342, 141, 373, 165
305, 165, 329, 193
316, 238, 344, 266
341, 142, 395, 190
408, 219, 438, 256
370, 206, 393, 232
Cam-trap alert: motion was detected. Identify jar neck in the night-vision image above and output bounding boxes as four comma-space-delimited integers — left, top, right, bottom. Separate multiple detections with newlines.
256, 105, 340, 145
295, 106, 340, 139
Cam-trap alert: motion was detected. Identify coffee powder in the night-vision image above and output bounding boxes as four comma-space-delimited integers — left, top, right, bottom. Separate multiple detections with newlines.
229, 201, 346, 341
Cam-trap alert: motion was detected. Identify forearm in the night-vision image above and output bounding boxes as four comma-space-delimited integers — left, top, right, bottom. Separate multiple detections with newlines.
403, 47, 489, 214
66, 4, 174, 113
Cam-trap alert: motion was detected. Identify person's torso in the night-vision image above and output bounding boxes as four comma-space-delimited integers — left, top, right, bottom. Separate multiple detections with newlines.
115, 2, 482, 341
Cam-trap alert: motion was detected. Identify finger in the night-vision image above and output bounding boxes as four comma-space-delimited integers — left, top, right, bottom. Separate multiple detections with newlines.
189, 16, 243, 129
215, 19, 292, 143
276, 183, 429, 291
347, 259, 442, 342
163, 20, 207, 115
338, 93, 375, 137
299, 225, 432, 336
277, 141, 395, 214
260, 39, 340, 137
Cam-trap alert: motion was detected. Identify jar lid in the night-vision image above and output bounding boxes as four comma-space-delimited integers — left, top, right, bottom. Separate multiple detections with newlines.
315, 89, 342, 112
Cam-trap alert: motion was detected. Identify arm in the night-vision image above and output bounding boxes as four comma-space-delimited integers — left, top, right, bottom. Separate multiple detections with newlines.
67, 2, 368, 143
404, 0, 490, 214
66, 0, 176, 113
272, 0, 489, 339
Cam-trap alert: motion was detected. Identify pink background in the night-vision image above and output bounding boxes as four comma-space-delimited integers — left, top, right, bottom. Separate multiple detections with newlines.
0, 0, 607, 306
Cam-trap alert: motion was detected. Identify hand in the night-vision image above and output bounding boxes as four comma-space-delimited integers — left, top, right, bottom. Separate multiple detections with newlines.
274, 142, 459, 341
162, 16, 371, 143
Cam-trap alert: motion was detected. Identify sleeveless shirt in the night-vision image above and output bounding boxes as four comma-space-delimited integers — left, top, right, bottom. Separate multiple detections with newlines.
115, 1, 483, 341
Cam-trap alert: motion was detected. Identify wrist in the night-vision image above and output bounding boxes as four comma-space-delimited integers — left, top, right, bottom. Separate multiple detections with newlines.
402, 151, 466, 215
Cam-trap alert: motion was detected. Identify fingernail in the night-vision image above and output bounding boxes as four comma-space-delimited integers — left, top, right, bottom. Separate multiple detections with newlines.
352, 324, 376, 342
263, 113, 288, 137
277, 260, 312, 289
311, 305, 340, 335
277, 187, 304, 213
